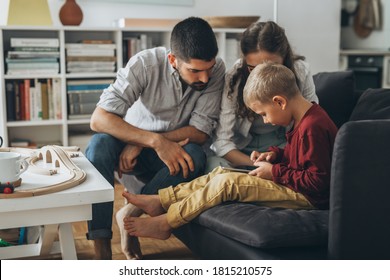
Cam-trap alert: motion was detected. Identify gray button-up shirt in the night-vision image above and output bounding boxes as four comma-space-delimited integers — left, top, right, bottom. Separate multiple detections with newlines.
97, 47, 225, 136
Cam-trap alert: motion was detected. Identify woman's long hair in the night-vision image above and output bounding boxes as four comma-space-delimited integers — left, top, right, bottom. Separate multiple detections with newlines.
228, 21, 304, 120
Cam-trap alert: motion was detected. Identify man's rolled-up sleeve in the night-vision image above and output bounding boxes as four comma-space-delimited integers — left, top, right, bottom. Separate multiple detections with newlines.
97, 56, 146, 117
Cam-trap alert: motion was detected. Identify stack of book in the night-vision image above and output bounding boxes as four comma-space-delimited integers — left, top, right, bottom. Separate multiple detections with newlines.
6, 78, 62, 121
6, 38, 60, 75
65, 40, 116, 73
67, 79, 114, 119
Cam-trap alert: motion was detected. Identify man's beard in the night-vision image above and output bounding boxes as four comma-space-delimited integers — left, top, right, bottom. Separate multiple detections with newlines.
189, 81, 208, 91
176, 66, 209, 91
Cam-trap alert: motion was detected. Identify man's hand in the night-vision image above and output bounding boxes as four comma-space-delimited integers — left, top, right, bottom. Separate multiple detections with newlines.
154, 137, 194, 178
248, 161, 273, 180
118, 144, 143, 178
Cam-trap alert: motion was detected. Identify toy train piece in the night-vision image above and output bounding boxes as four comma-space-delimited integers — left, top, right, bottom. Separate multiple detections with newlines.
0, 145, 86, 199
0, 182, 15, 194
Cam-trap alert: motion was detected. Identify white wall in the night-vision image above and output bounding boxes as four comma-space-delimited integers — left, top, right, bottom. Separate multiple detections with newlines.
0, 0, 272, 27
0, 0, 340, 73
340, 0, 390, 49
277, 0, 342, 74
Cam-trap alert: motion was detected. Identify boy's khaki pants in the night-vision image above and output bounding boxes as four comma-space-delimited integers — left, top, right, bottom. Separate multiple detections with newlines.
159, 167, 314, 228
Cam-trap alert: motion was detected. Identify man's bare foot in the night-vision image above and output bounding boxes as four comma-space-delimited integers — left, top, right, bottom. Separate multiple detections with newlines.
125, 214, 172, 240
122, 192, 165, 217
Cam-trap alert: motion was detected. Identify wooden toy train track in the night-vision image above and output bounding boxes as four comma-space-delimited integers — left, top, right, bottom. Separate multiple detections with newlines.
0, 145, 86, 199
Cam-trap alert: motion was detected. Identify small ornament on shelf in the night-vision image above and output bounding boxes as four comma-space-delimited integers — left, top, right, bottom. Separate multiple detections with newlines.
59, 0, 83, 26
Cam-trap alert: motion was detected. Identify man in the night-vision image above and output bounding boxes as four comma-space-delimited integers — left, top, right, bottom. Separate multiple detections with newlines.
86, 17, 225, 259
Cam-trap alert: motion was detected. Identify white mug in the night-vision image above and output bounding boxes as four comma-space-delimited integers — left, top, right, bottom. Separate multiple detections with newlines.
0, 152, 29, 183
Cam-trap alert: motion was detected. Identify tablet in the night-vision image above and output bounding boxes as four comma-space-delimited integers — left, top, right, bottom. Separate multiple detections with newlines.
221, 165, 256, 173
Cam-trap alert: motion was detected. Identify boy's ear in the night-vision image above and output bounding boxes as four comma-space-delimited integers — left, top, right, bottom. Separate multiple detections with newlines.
168, 53, 177, 68
272, 95, 287, 109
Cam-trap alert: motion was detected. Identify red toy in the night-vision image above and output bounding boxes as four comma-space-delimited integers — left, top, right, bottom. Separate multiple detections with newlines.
0, 182, 15, 194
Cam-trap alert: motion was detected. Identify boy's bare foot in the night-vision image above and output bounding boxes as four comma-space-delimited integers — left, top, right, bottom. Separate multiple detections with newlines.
122, 192, 165, 217
125, 214, 172, 240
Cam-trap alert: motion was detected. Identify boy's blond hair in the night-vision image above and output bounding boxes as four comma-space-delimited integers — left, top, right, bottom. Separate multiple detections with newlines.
243, 63, 300, 106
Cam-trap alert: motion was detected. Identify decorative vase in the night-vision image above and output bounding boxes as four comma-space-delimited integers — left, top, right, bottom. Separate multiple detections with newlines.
59, 0, 83, 26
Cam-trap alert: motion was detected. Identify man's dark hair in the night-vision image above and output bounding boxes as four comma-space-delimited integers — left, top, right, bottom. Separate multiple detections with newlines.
170, 17, 218, 62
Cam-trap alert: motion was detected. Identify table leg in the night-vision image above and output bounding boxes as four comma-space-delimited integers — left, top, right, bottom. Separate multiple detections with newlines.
40, 224, 58, 255
58, 223, 77, 260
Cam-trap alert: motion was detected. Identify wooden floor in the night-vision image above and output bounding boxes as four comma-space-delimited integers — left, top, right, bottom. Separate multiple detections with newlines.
16, 183, 197, 260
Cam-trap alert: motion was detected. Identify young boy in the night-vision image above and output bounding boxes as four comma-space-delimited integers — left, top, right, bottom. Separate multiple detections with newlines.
122, 63, 338, 240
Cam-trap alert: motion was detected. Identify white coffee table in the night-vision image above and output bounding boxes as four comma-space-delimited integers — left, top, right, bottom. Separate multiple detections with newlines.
0, 153, 114, 260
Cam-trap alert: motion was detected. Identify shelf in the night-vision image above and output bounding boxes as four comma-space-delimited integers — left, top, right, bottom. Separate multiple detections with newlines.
7, 120, 63, 127
65, 73, 116, 79
4, 74, 62, 80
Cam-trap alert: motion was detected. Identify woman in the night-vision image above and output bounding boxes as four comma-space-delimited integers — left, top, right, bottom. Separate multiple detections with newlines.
207, 21, 318, 171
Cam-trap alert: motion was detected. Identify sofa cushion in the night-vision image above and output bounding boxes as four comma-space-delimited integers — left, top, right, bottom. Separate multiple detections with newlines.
349, 88, 390, 121
313, 70, 356, 128
193, 203, 328, 248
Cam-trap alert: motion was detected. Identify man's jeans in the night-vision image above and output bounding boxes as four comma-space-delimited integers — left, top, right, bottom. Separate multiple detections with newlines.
85, 133, 207, 240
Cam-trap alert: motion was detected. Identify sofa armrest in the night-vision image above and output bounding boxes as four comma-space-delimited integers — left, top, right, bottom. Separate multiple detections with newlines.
328, 120, 390, 259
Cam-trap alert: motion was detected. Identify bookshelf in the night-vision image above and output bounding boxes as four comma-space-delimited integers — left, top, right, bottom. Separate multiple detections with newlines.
0, 25, 244, 151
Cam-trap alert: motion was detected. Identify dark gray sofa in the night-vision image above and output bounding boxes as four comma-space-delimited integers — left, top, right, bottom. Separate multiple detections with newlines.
173, 71, 390, 260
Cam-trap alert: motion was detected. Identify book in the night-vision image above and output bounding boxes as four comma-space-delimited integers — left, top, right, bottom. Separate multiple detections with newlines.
66, 84, 110, 91
66, 56, 116, 62
52, 78, 62, 120
10, 38, 59, 48
12, 47, 59, 52
7, 51, 60, 58
14, 81, 21, 120
123, 35, 153, 61
31, 79, 42, 120
68, 114, 92, 120
23, 79, 30, 121
29, 85, 36, 120
19, 82, 25, 120
68, 92, 102, 104
6, 82, 16, 121
65, 43, 116, 50
66, 89, 106, 95
6, 57, 58, 63
7, 62, 59, 69
10, 138, 32, 147
69, 102, 97, 115
47, 79, 54, 120
41, 81, 49, 120
67, 61, 115, 67
67, 79, 114, 86
81, 39, 113, 44
6, 69, 59, 75
66, 49, 115, 57
66, 66, 116, 73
